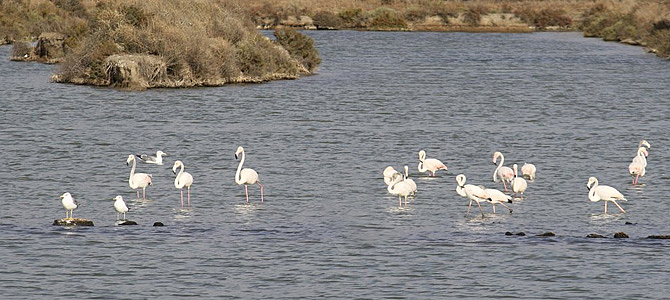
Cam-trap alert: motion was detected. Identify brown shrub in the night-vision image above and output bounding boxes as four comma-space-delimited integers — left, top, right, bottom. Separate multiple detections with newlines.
274, 28, 321, 72
313, 11, 343, 29
368, 7, 407, 30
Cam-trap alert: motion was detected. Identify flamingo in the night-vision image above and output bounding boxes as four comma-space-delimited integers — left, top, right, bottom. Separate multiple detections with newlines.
388, 173, 413, 208
126, 154, 152, 199
113, 195, 129, 220
511, 164, 528, 197
480, 186, 513, 214
235, 146, 264, 203
136, 150, 167, 165
455, 174, 489, 218
383, 166, 402, 186
417, 150, 447, 176
492, 151, 514, 191
404, 165, 417, 194
587, 177, 627, 214
60, 192, 79, 219
172, 160, 194, 207
628, 147, 647, 185
521, 163, 536, 180
638, 140, 651, 150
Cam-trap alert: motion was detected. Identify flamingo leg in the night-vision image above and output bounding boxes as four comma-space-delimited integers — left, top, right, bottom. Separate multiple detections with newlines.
635, 174, 639, 185
398, 195, 402, 208
612, 201, 627, 213
492, 204, 496, 214
187, 187, 191, 207
476, 201, 485, 218
258, 182, 264, 202
604, 201, 608, 214
136, 190, 140, 198
180, 189, 184, 207
502, 180, 508, 192
466, 200, 473, 217
498, 202, 513, 214
245, 185, 249, 203
143, 187, 146, 199
404, 195, 408, 207
123, 212, 126, 220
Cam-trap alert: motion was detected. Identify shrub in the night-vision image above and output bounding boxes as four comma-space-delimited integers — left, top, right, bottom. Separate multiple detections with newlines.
10, 41, 32, 58
274, 28, 321, 72
368, 7, 407, 30
312, 11, 342, 29
462, 5, 488, 26
338, 8, 364, 28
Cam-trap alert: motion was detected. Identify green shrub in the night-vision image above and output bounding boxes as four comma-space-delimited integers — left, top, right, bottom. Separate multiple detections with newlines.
312, 11, 342, 29
368, 7, 407, 30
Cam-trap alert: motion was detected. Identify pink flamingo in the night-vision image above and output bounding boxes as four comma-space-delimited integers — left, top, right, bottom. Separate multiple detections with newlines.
417, 150, 447, 176
235, 146, 264, 203
492, 152, 514, 191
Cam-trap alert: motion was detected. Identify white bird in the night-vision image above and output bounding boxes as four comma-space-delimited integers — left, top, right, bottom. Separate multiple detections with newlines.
60, 192, 79, 219
383, 166, 402, 186
628, 147, 647, 185
511, 164, 528, 197
480, 186, 513, 214
455, 174, 489, 218
172, 160, 194, 207
404, 165, 417, 194
417, 150, 447, 176
492, 151, 514, 191
136, 150, 167, 165
388, 173, 413, 208
126, 154, 152, 199
587, 177, 627, 214
521, 163, 536, 180
113, 195, 129, 220
235, 146, 264, 203
638, 140, 651, 150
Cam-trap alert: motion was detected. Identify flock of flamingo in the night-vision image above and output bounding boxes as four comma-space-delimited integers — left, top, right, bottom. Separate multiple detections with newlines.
384, 140, 651, 218
58, 146, 263, 222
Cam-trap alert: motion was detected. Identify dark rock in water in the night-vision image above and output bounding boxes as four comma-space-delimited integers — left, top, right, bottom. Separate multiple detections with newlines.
505, 232, 513, 236
53, 218, 94, 226
153, 222, 165, 227
647, 235, 670, 239
118, 220, 138, 226
538, 232, 555, 237
625, 222, 636, 225
516, 232, 526, 236
613, 232, 629, 238
587, 233, 606, 238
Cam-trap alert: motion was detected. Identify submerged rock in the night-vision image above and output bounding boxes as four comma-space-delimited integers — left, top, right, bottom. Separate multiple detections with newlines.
118, 220, 138, 226
53, 218, 94, 226
537, 232, 556, 237
613, 232, 629, 238
587, 233, 606, 238
647, 235, 670, 239
516, 232, 526, 236
153, 222, 164, 227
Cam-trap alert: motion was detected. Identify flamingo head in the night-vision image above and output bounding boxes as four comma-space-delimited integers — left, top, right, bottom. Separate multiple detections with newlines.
418, 150, 426, 161
586, 177, 597, 190
235, 146, 244, 159
172, 160, 182, 174
126, 154, 135, 166
492, 152, 502, 164
455, 174, 466, 187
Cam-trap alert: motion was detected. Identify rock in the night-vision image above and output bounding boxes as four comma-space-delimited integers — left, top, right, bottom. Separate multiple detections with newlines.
537, 232, 555, 237
587, 233, 606, 238
118, 220, 138, 226
613, 232, 629, 238
620, 38, 640, 45
53, 218, 94, 226
647, 235, 670, 239
153, 222, 165, 226
516, 232, 526, 236
34, 32, 67, 63
625, 222, 635, 225
505, 231, 513, 236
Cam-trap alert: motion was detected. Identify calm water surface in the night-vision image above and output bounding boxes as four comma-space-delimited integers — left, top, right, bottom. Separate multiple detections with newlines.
1, 31, 670, 299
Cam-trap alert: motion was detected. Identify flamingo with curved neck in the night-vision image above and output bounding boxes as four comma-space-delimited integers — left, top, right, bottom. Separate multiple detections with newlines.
417, 150, 447, 176
173, 160, 194, 207
126, 154, 152, 199
587, 177, 627, 214
628, 147, 648, 185
492, 151, 514, 191
235, 146, 263, 203
455, 174, 488, 218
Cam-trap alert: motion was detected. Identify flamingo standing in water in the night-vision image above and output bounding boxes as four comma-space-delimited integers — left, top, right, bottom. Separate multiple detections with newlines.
511, 164, 528, 197
628, 147, 648, 185
480, 186, 513, 214
235, 146, 264, 203
492, 152, 514, 191
521, 163, 536, 180
60, 192, 79, 219
388, 173, 413, 208
172, 160, 194, 207
417, 150, 447, 176
587, 177, 627, 214
126, 154, 152, 199
455, 174, 489, 218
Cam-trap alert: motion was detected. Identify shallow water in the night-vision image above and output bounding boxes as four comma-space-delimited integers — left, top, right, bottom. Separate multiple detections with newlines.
1, 31, 669, 299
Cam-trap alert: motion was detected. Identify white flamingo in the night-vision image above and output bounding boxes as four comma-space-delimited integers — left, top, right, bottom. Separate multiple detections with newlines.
455, 174, 489, 218
126, 154, 152, 199
511, 164, 528, 197
417, 150, 447, 176
492, 151, 514, 191
235, 146, 264, 203
172, 160, 194, 207
628, 147, 647, 185
587, 177, 627, 214
136, 150, 167, 165
638, 140, 651, 150
404, 165, 417, 194
383, 166, 401, 186
113, 195, 129, 220
388, 173, 413, 208
60, 192, 79, 219
521, 163, 536, 180
480, 186, 513, 214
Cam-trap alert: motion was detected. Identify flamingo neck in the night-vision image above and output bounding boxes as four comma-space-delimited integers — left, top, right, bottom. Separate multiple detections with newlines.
588, 180, 599, 201
235, 151, 245, 184
129, 158, 136, 185
493, 155, 503, 182
175, 164, 184, 187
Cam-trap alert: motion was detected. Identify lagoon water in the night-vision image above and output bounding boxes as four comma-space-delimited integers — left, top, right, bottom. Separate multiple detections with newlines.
1, 31, 670, 298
